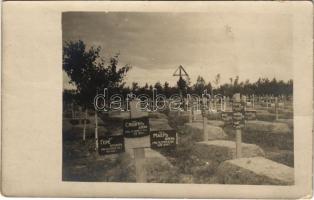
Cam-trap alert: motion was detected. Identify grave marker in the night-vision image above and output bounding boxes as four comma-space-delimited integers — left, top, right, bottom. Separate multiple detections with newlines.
233, 93, 243, 158
123, 117, 150, 138
189, 108, 193, 123
150, 130, 176, 149
98, 135, 125, 155
83, 109, 87, 141
223, 96, 226, 111
203, 114, 208, 141
126, 99, 147, 182
95, 110, 99, 150
193, 101, 197, 121
202, 97, 208, 141
221, 93, 258, 158
275, 97, 279, 120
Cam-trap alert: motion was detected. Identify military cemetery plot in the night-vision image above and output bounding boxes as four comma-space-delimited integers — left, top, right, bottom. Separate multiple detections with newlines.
62, 12, 294, 185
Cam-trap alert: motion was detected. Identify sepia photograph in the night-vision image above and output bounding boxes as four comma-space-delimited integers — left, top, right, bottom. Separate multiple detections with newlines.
1, 1, 312, 197
62, 11, 295, 185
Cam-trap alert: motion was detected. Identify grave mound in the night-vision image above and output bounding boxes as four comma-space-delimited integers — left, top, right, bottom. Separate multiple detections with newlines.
125, 148, 177, 183
148, 112, 168, 119
193, 140, 265, 163
149, 118, 172, 131
182, 123, 227, 142
207, 120, 225, 127
256, 110, 276, 121
265, 150, 294, 167
108, 111, 148, 121
216, 157, 294, 185
206, 112, 222, 120
63, 118, 107, 140
276, 119, 294, 129
193, 120, 225, 127
245, 121, 291, 134
243, 121, 293, 149
168, 111, 190, 128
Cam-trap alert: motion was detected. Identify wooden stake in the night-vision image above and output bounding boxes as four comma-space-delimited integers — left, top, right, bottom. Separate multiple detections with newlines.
134, 148, 146, 182
232, 93, 242, 159
95, 110, 99, 150
236, 128, 242, 158
193, 104, 197, 121
214, 98, 217, 111
275, 97, 279, 120
71, 103, 75, 119
189, 106, 193, 123
252, 94, 255, 109
223, 96, 226, 111
83, 109, 87, 141
203, 115, 208, 141
129, 99, 147, 183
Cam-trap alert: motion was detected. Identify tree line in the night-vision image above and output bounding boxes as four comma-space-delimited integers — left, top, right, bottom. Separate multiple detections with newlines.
63, 40, 293, 108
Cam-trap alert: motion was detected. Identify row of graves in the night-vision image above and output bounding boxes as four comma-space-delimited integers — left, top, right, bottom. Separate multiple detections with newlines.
62, 93, 294, 184
169, 93, 294, 184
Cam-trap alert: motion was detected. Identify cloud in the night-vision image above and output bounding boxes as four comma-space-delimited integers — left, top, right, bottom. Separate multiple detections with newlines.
63, 12, 293, 87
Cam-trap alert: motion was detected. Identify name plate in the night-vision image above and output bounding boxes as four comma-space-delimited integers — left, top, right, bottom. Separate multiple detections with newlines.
123, 117, 150, 138
233, 112, 244, 128
150, 130, 176, 149
98, 135, 125, 155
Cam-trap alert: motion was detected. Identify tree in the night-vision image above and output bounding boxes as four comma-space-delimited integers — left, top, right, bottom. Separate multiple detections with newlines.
194, 76, 206, 95
177, 77, 188, 96
63, 40, 131, 141
154, 81, 163, 93
214, 73, 221, 87
132, 82, 139, 93
164, 81, 170, 97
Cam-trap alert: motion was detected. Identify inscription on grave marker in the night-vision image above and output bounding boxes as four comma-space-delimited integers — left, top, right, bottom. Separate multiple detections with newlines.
98, 135, 125, 155
123, 117, 150, 138
150, 130, 176, 149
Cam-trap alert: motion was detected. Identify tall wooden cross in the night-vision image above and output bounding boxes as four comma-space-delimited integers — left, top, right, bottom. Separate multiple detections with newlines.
221, 93, 257, 158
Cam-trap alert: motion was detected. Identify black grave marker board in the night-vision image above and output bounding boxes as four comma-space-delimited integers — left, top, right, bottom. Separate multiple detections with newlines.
123, 117, 150, 138
98, 135, 125, 155
150, 130, 176, 149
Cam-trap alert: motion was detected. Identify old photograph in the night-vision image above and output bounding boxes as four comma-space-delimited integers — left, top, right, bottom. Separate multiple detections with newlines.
1, 0, 313, 197
62, 11, 295, 185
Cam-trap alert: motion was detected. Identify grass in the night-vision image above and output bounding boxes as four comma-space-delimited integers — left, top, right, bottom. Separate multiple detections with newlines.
62, 106, 294, 183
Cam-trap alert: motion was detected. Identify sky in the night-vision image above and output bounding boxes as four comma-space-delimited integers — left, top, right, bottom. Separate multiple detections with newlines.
62, 12, 293, 89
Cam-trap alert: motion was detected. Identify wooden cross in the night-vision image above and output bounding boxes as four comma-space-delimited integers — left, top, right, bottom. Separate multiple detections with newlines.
221, 93, 257, 158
